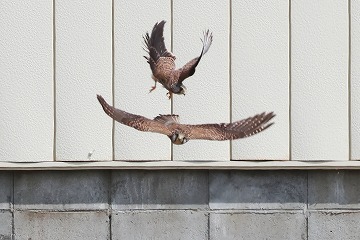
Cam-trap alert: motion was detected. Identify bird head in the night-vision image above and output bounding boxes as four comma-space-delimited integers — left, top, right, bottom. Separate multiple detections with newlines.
179, 84, 187, 96
170, 132, 188, 145
172, 84, 187, 96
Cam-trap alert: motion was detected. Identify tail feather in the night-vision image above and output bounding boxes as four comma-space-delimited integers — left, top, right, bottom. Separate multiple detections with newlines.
153, 114, 180, 124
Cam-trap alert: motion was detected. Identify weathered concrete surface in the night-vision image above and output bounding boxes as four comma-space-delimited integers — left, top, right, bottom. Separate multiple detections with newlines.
112, 210, 208, 240
111, 170, 208, 209
3, 169, 360, 239
210, 211, 306, 240
0, 211, 12, 240
209, 171, 307, 209
14, 211, 109, 240
0, 173, 12, 210
14, 171, 109, 210
308, 211, 360, 240
309, 170, 360, 209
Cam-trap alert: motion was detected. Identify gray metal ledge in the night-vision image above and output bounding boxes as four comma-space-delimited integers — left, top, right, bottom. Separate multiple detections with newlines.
0, 160, 360, 170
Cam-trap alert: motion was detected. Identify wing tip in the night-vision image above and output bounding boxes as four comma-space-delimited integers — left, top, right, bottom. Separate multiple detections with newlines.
156, 20, 166, 27
96, 94, 103, 102
234, 111, 276, 138
201, 29, 213, 55
96, 94, 114, 118
252, 111, 276, 135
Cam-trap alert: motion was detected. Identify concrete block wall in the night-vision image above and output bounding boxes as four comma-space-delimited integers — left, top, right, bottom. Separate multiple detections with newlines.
1, 170, 360, 239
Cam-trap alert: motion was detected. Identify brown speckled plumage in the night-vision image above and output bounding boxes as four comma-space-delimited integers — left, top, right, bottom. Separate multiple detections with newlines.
97, 95, 275, 145
143, 20, 213, 98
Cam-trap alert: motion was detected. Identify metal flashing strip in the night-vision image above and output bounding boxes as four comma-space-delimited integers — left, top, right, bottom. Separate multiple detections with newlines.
0, 160, 360, 170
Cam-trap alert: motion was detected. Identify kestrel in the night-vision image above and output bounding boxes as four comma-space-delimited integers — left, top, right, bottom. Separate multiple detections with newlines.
97, 95, 275, 145
143, 20, 213, 99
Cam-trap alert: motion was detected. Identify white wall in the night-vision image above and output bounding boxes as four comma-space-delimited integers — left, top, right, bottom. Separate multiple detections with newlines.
291, 0, 349, 160
0, 1, 53, 162
0, 0, 356, 161
351, 0, 360, 160
55, 0, 113, 161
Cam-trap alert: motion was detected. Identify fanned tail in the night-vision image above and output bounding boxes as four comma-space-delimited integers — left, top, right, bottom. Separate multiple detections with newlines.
153, 114, 180, 125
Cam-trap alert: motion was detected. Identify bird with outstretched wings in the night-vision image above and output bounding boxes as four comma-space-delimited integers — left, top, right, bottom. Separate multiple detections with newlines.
97, 95, 275, 145
143, 20, 213, 99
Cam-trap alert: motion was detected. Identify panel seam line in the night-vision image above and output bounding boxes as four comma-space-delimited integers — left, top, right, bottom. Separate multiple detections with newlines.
112, 0, 115, 161
289, 0, 292, 160
348, 0, 352, 160
53, 0, 57, 161
229, 0, 233, 161
170, 0, 174, 161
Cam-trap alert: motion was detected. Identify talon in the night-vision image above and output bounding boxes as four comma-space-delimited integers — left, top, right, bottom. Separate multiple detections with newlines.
149, 85, 156, 93
166, 92, 172, 99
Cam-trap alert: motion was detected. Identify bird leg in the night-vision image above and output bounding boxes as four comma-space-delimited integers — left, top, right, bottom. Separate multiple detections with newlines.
149, 76, 157, 93
166, 92, 173, 99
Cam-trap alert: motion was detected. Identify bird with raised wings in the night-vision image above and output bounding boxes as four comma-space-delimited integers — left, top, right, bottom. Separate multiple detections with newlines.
143, 20, 213, 99
97, 95, 275, 145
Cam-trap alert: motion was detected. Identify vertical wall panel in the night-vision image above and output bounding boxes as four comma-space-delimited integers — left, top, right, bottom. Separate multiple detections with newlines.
292, 0, 348, 160
231, 0, 289, 160
172, 0, 230, 161
56, 0, 112, 161
351, 1, 360, 160
0, 2, 53, 161
114, 1, 171, 160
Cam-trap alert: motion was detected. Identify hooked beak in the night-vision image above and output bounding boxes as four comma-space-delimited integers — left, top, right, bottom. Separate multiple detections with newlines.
180, 85, 187, 96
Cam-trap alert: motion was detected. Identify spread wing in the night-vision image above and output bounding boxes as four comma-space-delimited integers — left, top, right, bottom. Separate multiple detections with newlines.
97, 95, 172, 136
186, 112, 275, 140
178, 30, 213, 83
143, 21, 175, 73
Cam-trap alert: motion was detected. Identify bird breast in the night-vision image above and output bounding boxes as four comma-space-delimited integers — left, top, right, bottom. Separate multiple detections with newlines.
155, 58, 175, 79
169, 125, 191, 145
